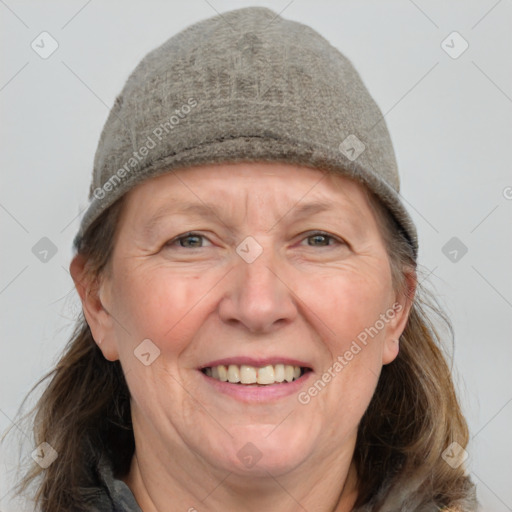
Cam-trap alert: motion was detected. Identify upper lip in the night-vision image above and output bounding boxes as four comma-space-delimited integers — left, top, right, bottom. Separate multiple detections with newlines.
200, 356, 313, 370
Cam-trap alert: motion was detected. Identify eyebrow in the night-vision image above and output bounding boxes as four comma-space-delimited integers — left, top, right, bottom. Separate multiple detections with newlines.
141, 200, 344, 238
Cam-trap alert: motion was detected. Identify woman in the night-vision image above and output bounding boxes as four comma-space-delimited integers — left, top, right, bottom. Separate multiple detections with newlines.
13, 6, 477, 511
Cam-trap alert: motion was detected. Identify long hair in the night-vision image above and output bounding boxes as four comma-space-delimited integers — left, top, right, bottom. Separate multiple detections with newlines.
4, 178, 475, 511
353, 188, 476, 510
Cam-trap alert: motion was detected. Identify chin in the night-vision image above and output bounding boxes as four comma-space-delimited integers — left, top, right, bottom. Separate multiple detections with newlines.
204, 423, 318, 477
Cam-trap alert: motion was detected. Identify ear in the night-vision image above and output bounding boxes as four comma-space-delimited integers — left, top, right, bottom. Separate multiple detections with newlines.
382, 269, 417, 365
69, 253, 119, 361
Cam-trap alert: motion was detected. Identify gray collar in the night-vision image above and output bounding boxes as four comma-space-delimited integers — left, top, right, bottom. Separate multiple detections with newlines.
80, 454, 142, 512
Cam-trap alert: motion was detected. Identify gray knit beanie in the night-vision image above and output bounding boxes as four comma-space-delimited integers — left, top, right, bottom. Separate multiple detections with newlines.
73, 6, 418, 259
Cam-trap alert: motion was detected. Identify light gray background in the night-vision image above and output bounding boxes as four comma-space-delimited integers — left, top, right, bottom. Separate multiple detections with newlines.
1, 1, 511, 510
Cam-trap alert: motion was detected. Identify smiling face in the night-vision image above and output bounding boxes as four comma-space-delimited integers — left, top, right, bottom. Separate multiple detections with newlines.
75, 162, 412, 483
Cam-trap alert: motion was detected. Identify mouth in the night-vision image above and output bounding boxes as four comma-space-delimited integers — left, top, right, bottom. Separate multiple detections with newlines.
200, 363, 313, 386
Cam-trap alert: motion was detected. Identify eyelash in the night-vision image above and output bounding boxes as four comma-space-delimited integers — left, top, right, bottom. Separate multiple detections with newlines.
166, 231, 344, 249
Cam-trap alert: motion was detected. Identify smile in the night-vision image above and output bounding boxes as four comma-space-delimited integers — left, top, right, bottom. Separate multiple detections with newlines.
201, 364, 311, 385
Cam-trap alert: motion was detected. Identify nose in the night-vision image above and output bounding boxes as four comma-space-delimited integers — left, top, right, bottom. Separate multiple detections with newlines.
218, 239, 297, 334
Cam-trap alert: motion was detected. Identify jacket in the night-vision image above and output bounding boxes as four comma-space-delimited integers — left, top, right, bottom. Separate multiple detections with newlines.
80, 455, 141, 512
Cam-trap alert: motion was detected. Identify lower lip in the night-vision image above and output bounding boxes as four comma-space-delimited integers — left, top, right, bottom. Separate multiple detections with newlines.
199, 370, 313, 403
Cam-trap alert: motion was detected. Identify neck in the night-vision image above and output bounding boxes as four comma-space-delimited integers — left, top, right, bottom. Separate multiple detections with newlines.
122, 439, 359, 512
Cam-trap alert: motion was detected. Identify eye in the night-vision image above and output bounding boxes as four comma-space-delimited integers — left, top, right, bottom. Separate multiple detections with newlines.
166, 232, 211, 249
301, 231, 344, 248
164, 231, 344, 250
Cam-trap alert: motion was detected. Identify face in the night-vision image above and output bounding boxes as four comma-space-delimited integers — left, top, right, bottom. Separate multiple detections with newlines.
74, 162, 412, 480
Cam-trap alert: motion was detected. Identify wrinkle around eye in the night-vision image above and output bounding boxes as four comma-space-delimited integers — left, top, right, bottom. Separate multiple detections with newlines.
158, 230, 351, 256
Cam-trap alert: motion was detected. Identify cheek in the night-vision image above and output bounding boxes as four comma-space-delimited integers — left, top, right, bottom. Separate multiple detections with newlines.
321, 266, 393, 348
109, 269, 207, 419
110, 268, 204, 358
307, 265, 392, 421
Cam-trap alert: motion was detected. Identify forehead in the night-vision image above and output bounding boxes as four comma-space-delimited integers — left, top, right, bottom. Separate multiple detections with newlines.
114, 162, 378, 245
120, 162, 374, 230
122, 162, 370, 212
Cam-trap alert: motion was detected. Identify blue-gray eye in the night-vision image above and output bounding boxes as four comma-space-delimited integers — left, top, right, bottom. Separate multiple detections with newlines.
304, 231, 340, 247
167, 232, 208, 248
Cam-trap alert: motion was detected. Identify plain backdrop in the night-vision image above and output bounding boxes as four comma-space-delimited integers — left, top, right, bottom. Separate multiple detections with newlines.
1, 1, 511, 510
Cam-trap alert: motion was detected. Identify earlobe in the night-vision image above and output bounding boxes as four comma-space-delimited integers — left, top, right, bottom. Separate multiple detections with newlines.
382, 269, 417, 366
382, 337, 400, 365
69, 254, 119, 361
382, 306, 406, 365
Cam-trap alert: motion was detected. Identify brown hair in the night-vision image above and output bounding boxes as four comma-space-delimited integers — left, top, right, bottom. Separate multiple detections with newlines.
4, 174, 475, 511
355, 185, 475, 509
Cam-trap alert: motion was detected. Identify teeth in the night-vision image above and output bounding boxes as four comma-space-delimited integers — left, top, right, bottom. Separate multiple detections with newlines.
257, 365, 275, 385
217, 364, 228, 382
227, 364, 240, 383
204, 363, 305, 385
240, 365, 257, 384
274, 364, 285, 382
